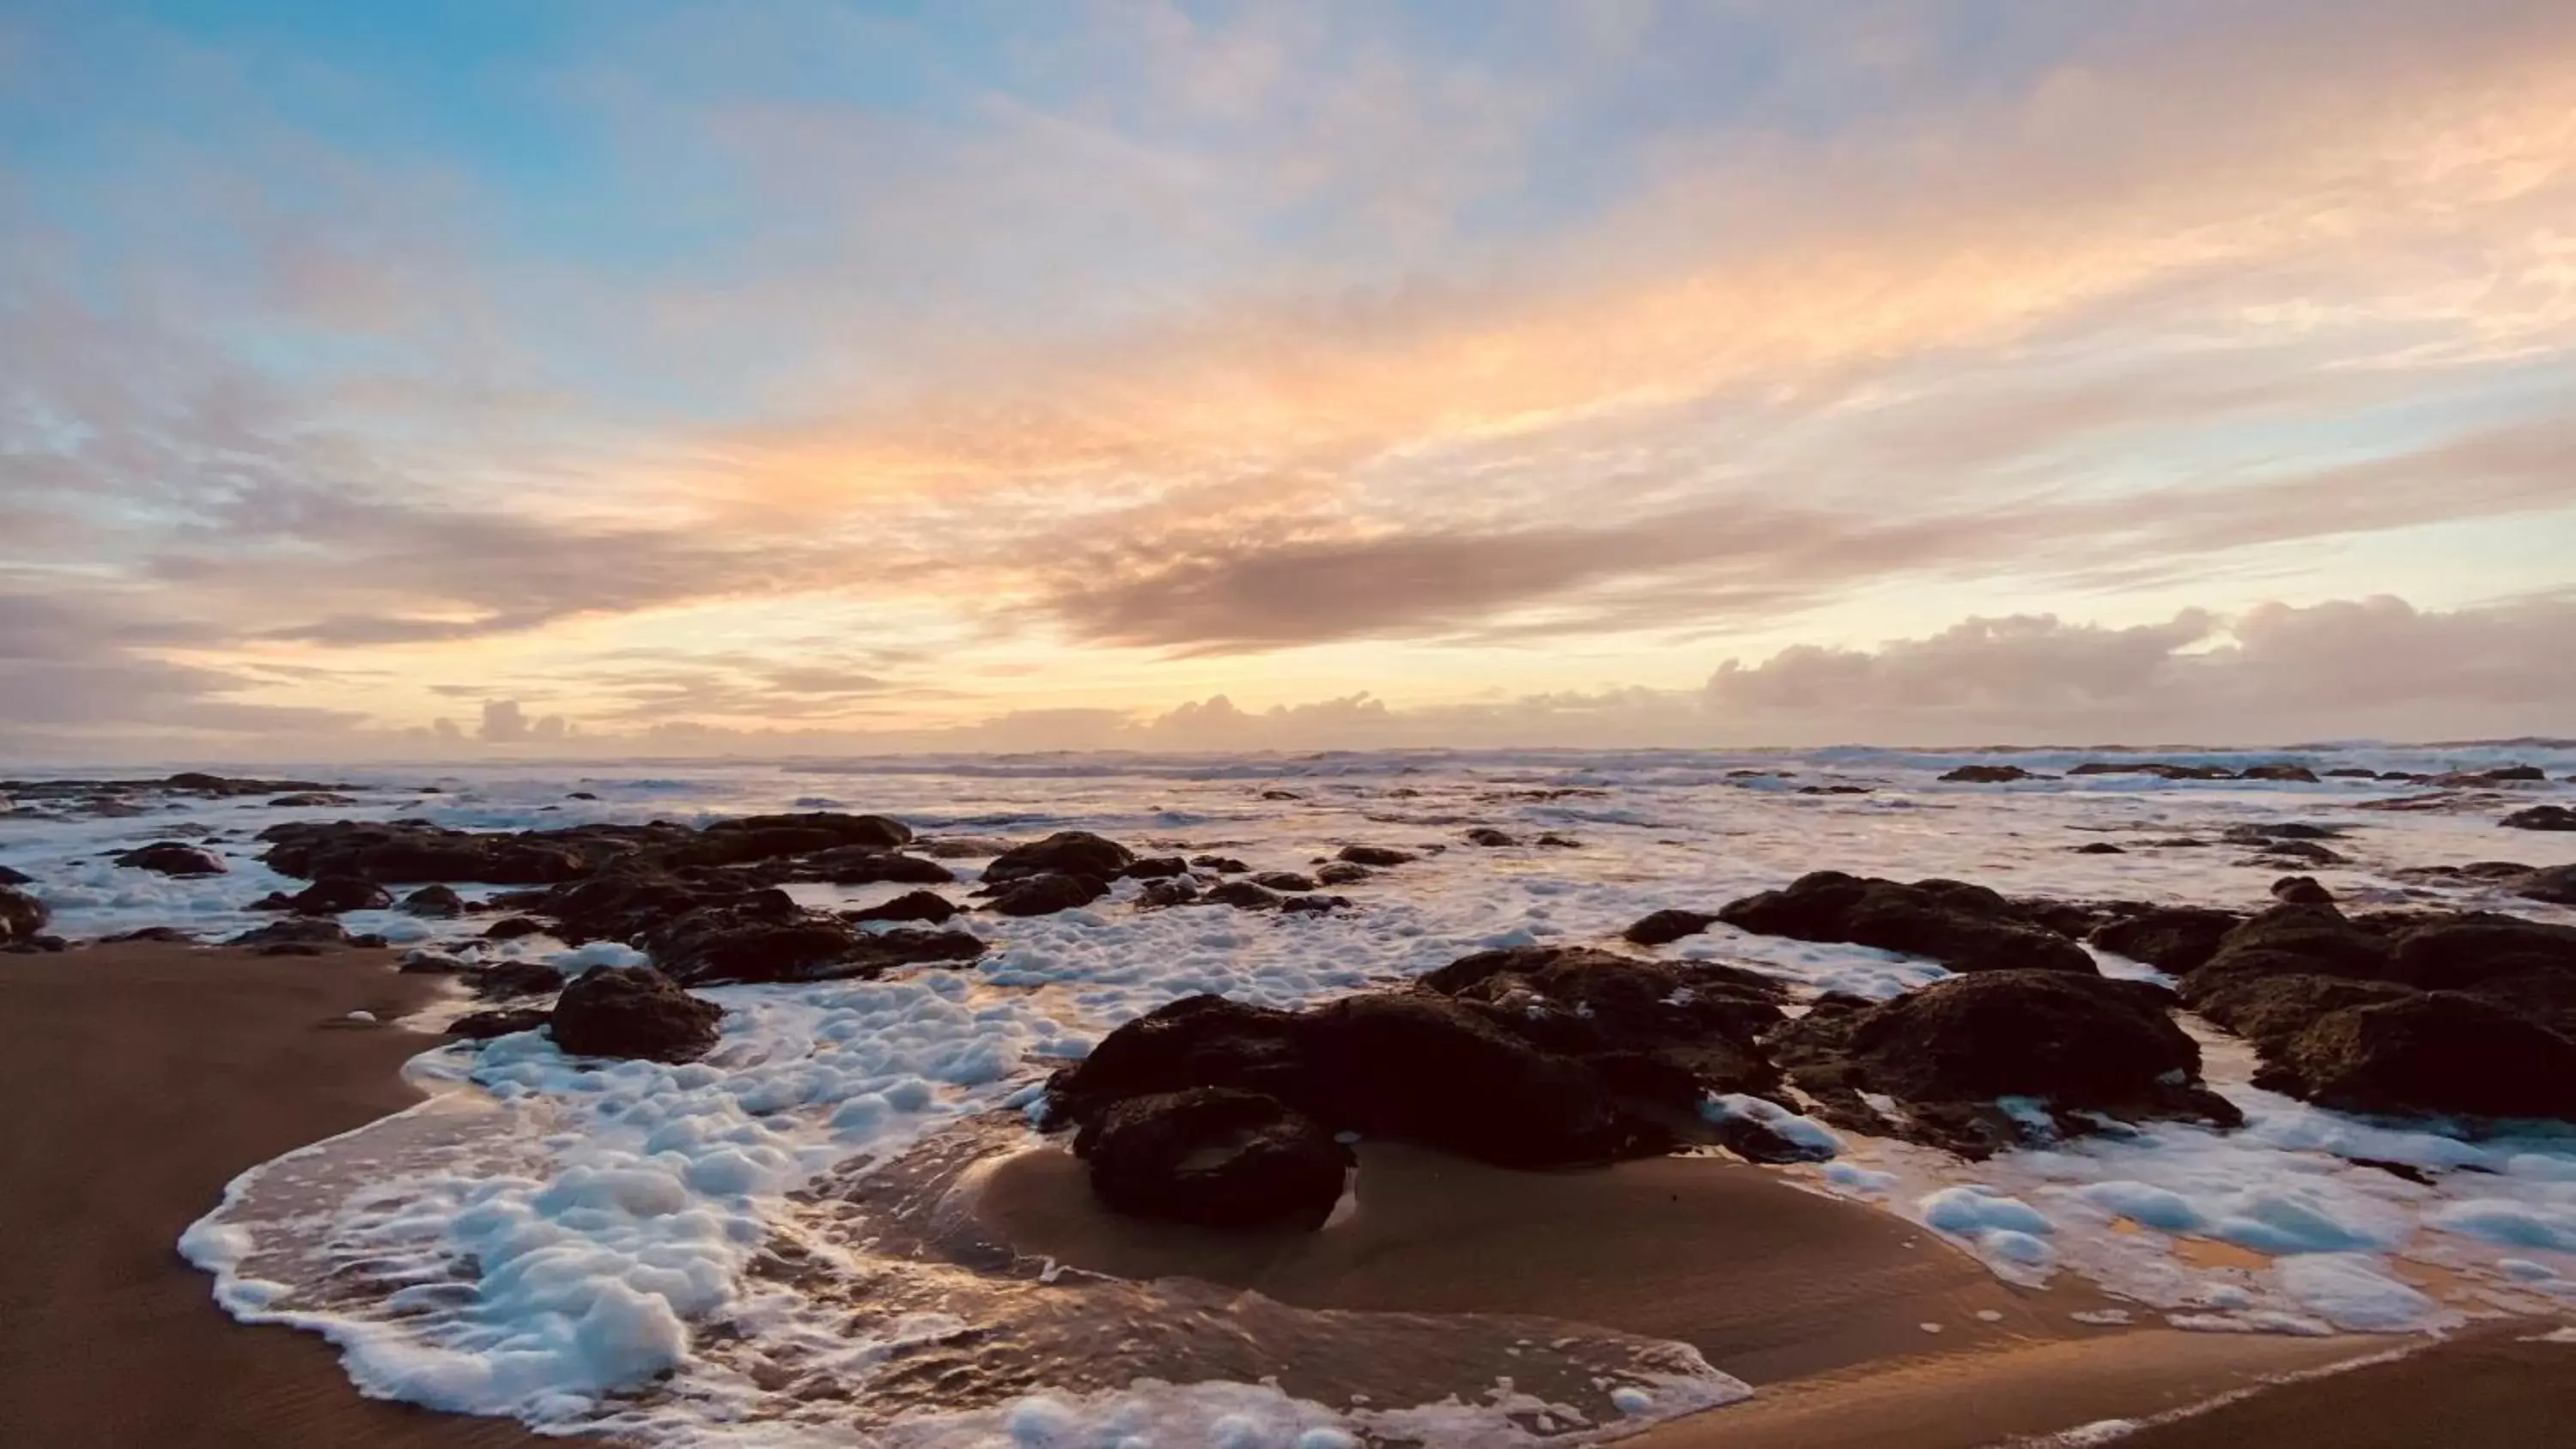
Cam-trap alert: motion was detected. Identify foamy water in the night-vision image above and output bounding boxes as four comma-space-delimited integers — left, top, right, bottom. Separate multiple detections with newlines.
11, 744, 2576, 1444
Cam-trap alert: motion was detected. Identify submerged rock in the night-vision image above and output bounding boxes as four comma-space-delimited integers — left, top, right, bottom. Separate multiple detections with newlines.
1135, 878, 1200, 908
227, 917, 348, 949
275, 876, 395, 914
1336, 845, 1416, 867
1119, 856, 1189, 880
1250, 871, 1316, 893
1204, 880, 1283, 911
1075, 1087, 1350, 1230
1463, 828, 1520, 847
550, 966, 723, 1063
2241, 764, 2321, 783
1313, 861, 1370, 887
1717, 870, 2098, 975
115, 842, 226, 876
1622, 908, 1718, 947
2502, 805, 2576, 832
1940, 765, 2037, 783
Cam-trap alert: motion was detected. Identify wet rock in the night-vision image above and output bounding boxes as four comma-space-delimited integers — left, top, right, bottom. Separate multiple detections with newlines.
228, 917, 348, 949
1313, 862, 1370, 886
116, 842, 226, 876
983, 871, 1110, 917
1189, 855, 1250, 874
483, 915, 550, 941
1717, 870, 2098, 974
0, 885, 49, 944
2502, 805, 2576, 832
1259, 789, 1303, 801
985, 831, 1135, 884
397, 949, 466, 974
2068, 761, 2237, 780
1535, 834, 1583, 849
642, 894, 870, 985
1623, 908, 1718, 947
252, 943, 327, 956
400, 884, 465, 918
0, 864, 31, 885
2261, 992, 2576, 1119
1250, 871, 1316, 893
2072, 842, 2128, 855
2272, 876, 2334, 905
101, 925, 195, 943
1421, 945, 1785, 1100
281, 876, 395, 914
1205, 880, 1283, 911
1463, 828, 1519, 847
2323, 768, 2381, 779
1279, 894, 1351, 914
684, 811, 912, 867
914, 835, 1018, 859
2191, 973, 2416, 1053
2088, 906, 2244, 973
550, 966, 723, 1064
2248, 840, 2348, 865
797, 848, 955, 886
2517, 864, 2576, 906
1940, 765, 2038, 783
2185, 904, 2396, 992
258, 820, 608, 885
466, 959, 562, 998
2436, 766, 2546, 785
1784, 971, 2238, 1155
1118, 856, 1189, 880
2221, 823, 2345, 843
1797, 785, 1874, 796
844, 889, 958, 924
567, 791, 599, 801
2385, 916, 2576, 993
1337, 845, 1417, 867
450, 1006, 550, 1040
1135, 878, 1200, 908
1075, 1087, 1350, 1230
268, 792, 360, 808
2242, 764, 2321, 783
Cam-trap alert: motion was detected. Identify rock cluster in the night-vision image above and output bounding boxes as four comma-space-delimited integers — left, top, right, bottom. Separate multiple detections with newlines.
1716, 871, 2098, 974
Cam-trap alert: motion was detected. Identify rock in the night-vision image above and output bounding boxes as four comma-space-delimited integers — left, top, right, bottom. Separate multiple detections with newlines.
2068, 761, 2237, 780
1623, 908, 1719, 947
2502, 805, 2576, 832
1313, 862, 1370, 886
1189, 855, 1251, 874
252, 942, 328, 956
1798, 785, 1874, 796
844, 889, 958, 924
984, 831, 1135, 884
1337, 845, 1416, 867
1259, 789, 1302, 801
983, 871, 1109, 917
798, 849, 954, 885
2323, 768, 2380, 779
687, 811, 912, 865
1205, 880, 1283, 911
1421, 945, 1785, 1099
101, 925, 195, 943
2072, 842, 2127, 855
1119, 856, 1189, 879
1463, 828, 1520, 847
1785, 971, 2238, 1154
1250, 870, 1316, 893
2242, 764, 2321, 783
115, 842, 226, 876
2385, 916, 2576, 992
2272, 875, 2334, 905
283, 876, 396, 914
641, 894, 865, 985
1717, 870, 2097, 975
466, 958, 562, 998
1074, 1088, 1350, 1230
2087, 907, 2243, 973
0, 864, 31, 885
1941, 765, 2036, 783
2221, 823, 2344, 843
2261, 992, 2576, 1119
258, 821, 606, 885
1535, 834, 1583, 849
1136, 878, 1200, 908
912, 835, 1018, 858
450, 1007, 551, 1041
483, 916, 550, 941
0, 885, 48, 944
2517, 864, 2576, 906
2184, 904, 2395, 995
1279, 894, 1351, 914
228, 918, 348, 949
268, 792, 360, 808
2249, 840, 2348, 865
550, 966, 723, 1063
2436, 766, 2546, 785
400, 884, 465, 917
397, 950, 466, 974
567, 791, 599, 801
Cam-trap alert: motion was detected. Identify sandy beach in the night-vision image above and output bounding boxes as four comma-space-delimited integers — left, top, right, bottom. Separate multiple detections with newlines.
0, 942, 546, 1449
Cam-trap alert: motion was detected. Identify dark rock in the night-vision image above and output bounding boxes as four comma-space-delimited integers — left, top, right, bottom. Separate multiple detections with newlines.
228, 917, 349, 949
1250, 871, 1316, 893
1206, 880, 1283, 911
1279, 894, 1351, 914
466, 958, 562, 998
2221, 822, 2345, 843
2436, 766, 2546, 785
1313, 862, 1370, 886
2385, 916, 2576, 992
253, 943, 328, 956
914, 835, 1017, 859
844, 889, 958, 924
1259, 789, 1303, 801
983, 872, 1109, 917
258, 820, 609, 885
2088, 907, 2244, 973
1422, 945, 1785, 1098
1536, 834, 1583, 849
1797, 785, 1874, 796
450, 1007, 551, 1040
2517, 864, 2576, 906
985, 831, 1135, 884
116, 842, 226, 876
643, 893, 866, 985
1717, 870, 2098, 974
1337, 845, 1416, 867
2502, 805, 2576, 832
2187, 903, 2396, 991
1941, 765, 2035, 783
2262, 992, 2576, 1119
397, 950, 466, 974
0, 864, 31, 885
268, 792, 360, 808
347, 932, 390, 949
1623, 909, 1718, 947
400, 884, 466, 918
689, 811, 911, 865
1075, 1088, 1350, 1230
1, 885, 48, 944
2072, 842, 2128, 855
799, 849, 954, 886
2193, 973, 2415, 1053
2272, 875, 2334, 905
283, 876, 396, 914
2242, 764, 2321, 783
567, 791, 599, 801
2324, 768, 2381, 779
1119, 856, 1189, 880
550, 966, 723, 1063
2068, 761, 2238, 780
1189, 855, 1250, 875
1136, 878, 1200, 908
1463, 828, 1519, 847
101, 925, 195, 943
2250, 840, 2348, 865
483, 916, 551, 941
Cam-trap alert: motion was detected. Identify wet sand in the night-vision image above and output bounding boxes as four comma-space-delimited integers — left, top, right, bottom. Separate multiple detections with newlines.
0, 942, 549, 1449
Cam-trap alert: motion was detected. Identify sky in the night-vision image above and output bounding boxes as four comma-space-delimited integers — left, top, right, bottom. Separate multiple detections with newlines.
3, 0, 2574, 761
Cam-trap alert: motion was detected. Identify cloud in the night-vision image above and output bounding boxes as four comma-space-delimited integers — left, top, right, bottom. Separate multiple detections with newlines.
475, 699, 568, 744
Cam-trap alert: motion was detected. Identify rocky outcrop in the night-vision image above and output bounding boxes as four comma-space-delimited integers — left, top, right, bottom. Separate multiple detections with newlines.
1337, 845, 1416, 867
1779, 971, 2239, 1156
2241, 764, 2321, 783
2518, 864, 2576, 906
2271, 876, 2333, 905
1623, 908, 1718, 947
2087, 906, 2243, 973
227, 917, 349, 949
1189, 855, 1250, 875
1120, 857, 1189, 879
2258, 993, 2576, 1119
984, 872, 1110, 917
679, 812, 912, 867
2068, 761, 2237, 780
0, 864, 31, 885
845, 890, 958, 924
258, 820, 623, 885
1074, 1088, 1351, 1230
399, 884, 465, 917
549, 966, 723, 1063
2502, 805, 2576, 832
1717, 871, 2098, 974
793, 849, 954, 886
253, 876, 394, 914
115, 842, 225, 876
1136, 878, 1200, 908
1313, 862, 1370, 886
1940, 765, 2036, 783
638, 888, 980, 985
984, 831, 1134, 884
0, 885, 46, 944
